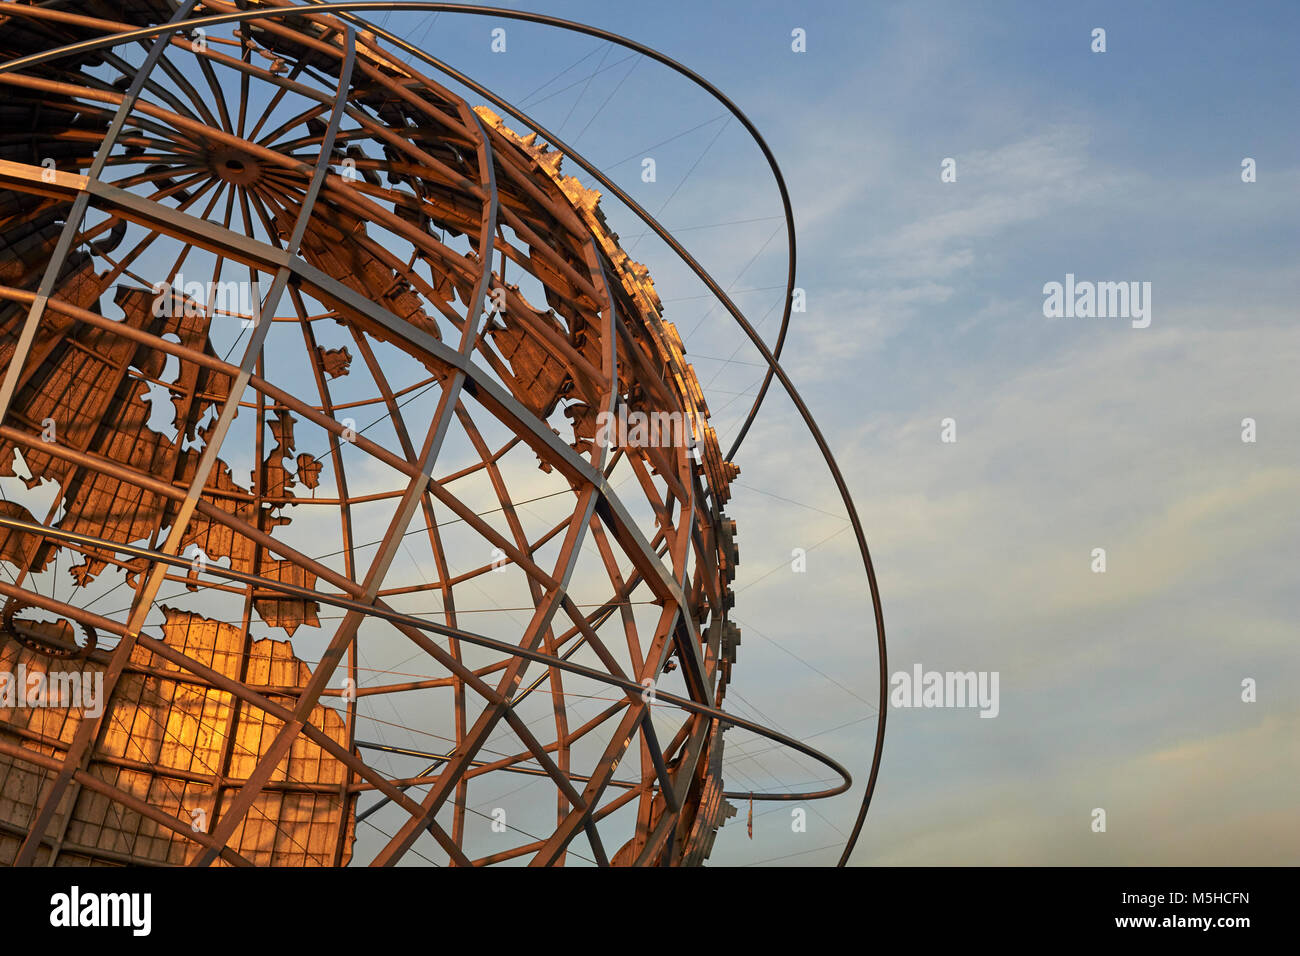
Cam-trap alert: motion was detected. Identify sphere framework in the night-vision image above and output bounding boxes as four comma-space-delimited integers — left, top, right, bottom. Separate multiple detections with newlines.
0, 0, 825, 866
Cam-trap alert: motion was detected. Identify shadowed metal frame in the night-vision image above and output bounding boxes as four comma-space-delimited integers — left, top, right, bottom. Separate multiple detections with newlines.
0, 0, 885, 866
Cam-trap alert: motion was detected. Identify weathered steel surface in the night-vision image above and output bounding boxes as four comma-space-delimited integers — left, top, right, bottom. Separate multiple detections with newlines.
0, 608, 353, 865
0, 0, 748, 866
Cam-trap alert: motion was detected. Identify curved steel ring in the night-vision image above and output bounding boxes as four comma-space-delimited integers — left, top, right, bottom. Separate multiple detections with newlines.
2, 597, 98, 659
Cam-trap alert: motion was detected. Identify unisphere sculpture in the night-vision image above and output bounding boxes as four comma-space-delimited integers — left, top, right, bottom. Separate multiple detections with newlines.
0, 0, 877, 867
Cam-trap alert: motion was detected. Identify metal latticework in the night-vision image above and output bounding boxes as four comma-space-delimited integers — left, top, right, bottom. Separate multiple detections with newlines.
0, 0, 793, 866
